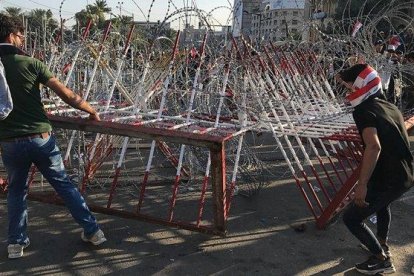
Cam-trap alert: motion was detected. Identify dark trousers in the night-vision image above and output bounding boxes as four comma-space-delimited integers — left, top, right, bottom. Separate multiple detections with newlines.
343, 185, 408, 255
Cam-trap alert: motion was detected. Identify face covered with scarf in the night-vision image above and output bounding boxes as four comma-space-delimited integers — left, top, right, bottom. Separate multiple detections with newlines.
337, 64, 382, 107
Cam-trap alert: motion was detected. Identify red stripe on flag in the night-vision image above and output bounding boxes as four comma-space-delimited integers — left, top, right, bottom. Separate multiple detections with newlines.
346, 77, 381, 101
358, 66, 375, 79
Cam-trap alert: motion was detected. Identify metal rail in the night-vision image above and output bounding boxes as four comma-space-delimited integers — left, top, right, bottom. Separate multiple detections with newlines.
47, 115, 228, 235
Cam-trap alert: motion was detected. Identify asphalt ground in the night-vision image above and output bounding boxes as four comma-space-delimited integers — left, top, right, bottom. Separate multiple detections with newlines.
1, 135, 414, 275
1, 174, 414, 275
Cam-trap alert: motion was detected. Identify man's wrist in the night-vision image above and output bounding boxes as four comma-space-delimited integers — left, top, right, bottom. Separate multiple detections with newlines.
356, 181, 367, 187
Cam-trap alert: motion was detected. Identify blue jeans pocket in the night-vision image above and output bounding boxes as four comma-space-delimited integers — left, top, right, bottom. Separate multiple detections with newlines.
32, 133, 53, 148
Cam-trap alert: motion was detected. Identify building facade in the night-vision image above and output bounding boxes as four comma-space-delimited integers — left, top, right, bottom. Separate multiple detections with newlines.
250, 0, 305, 42
304, 0, 338, 41
232, 0, 261, 37
232, 0, 341, 42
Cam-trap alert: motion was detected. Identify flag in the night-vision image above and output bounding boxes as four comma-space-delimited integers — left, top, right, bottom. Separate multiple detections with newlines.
346, 66, 382, 107
387, 35, 401, 51
351, 21, 363, 37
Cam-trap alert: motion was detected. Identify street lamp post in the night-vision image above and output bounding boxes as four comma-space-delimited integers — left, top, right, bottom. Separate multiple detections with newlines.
117, 1, 124, 18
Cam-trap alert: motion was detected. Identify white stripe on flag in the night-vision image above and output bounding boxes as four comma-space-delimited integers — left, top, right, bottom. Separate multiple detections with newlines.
349, 83, 381, 107
353, 70, 378, 89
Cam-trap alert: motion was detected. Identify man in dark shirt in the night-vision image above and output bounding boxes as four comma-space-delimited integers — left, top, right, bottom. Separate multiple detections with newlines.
337, 64, 413, 274
0, 15, 106, 259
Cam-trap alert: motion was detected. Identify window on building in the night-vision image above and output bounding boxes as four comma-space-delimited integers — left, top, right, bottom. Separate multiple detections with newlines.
281, 20, 286, 24
293, 11, 298, 16
273, 19, 277, 24
292, 28, 297, 33
283, 11, 287, 15
292, 20, 298, 25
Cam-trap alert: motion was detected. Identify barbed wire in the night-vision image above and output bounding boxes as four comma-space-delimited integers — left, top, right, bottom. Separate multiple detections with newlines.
5, 0, 414, 196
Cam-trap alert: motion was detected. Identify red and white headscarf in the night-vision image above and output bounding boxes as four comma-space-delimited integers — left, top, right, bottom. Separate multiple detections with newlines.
345, 66, 382, 107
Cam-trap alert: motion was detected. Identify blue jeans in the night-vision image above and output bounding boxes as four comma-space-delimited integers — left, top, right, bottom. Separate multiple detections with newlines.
343, 184, 408, 255
1, 134, 100, 245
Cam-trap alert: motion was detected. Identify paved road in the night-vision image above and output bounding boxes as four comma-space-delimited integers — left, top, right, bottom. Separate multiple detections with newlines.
1, 176, 413, 275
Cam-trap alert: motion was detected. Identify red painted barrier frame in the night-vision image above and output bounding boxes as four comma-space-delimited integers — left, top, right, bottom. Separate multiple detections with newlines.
26, 115, 230, 236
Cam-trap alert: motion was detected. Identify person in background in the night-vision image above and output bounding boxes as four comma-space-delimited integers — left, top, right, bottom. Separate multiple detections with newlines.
0, 15, 106, 259
374, 39, 386, 55
336, 64, 413, 275
378, 31, 386, 42
401, 51, 414, 111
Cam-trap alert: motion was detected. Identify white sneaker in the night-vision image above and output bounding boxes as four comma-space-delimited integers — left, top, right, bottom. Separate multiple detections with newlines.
8, 241, 30, 259
81, 229, 107, 245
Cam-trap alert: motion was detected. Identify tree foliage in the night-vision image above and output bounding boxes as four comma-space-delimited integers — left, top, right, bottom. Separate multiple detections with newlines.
1, 7, 58, 32
26, 9, 58, 33
74, 0, 112, 31
3, 7, 23, 17
2, 0, 185, 52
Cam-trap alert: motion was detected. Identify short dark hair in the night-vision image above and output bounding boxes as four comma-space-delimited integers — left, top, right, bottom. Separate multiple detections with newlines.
0, 14, 24, 43
339, 64, 367, 83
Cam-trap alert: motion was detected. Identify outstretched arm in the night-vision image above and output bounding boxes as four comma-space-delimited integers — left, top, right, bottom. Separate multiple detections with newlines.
45, 77, 100, 121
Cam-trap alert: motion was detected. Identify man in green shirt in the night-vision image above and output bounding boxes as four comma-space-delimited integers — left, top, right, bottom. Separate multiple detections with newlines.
0, 15, 106, 259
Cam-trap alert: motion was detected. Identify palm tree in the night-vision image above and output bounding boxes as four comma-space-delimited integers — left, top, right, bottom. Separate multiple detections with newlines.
110, 15, 133, 32
75, 8, 96, 31
3, 7, 23, 17
27, 9, 57, 29
88, 0, 112, 28
75, 0, 112, 32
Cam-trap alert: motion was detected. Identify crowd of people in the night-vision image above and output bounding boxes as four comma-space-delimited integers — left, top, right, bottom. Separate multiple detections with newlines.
371, 27, 414, 111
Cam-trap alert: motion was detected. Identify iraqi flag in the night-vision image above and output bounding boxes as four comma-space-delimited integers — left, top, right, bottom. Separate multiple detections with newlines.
190, 47, 198, 58
346, 66, 382, 107
387, 35, 401, 51
351, 21, 363, 37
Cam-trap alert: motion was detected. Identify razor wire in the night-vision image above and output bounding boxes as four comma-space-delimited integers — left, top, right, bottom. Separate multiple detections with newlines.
16, 0, 414, 203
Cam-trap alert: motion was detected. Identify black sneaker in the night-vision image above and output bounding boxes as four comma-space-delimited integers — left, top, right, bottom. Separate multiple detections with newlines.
355, 256, 395, 275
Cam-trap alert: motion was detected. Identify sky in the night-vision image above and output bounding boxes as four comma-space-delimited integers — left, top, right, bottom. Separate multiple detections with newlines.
1, 0, 234, 28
